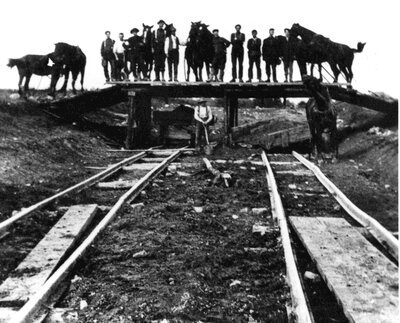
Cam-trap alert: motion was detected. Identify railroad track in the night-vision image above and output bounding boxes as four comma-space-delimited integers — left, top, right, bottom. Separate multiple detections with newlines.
262, 151, 398, 323
0, 146, 191, 322
0, 150, 397, 322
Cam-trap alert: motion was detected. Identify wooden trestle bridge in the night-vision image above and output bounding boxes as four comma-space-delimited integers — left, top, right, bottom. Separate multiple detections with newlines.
46, 81, 398, 148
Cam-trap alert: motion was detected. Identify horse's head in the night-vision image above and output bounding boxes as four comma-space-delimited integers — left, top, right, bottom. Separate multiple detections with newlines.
142, 23, 153, 32
188, 22, 200, 42
165, 23, 174, 37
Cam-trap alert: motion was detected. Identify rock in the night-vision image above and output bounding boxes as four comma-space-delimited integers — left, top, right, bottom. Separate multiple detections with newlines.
132, 250, 148, 258
252, 224, 268, 236
240, 207, 249, 213
193, 206, 203, 213
232, 214, 239, 219
177, 171, 191, 177
140, 191, 147, 198
304, 271, 321, 282
288, 184, 297, 189
230, 280, 241, 287
385, 184, 391, 189
251, 207, 268, 215
79, 299, 88, 310
9, 93, 20, 100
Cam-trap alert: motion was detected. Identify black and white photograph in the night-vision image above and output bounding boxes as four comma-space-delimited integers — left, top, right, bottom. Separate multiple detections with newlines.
0, 0, 398, 322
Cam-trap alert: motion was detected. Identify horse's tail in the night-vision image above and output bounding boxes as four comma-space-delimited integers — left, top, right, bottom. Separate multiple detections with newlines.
7, 58, 19, 68
353, 42, 366, 53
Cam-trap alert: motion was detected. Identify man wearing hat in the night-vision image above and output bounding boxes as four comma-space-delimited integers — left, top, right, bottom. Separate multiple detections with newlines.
283, 28, 295, 82
194, 100, 214, 149
152, 19, 167, 81
262, 28, 280, 82
230, 24, 245, 83
100, 31, 116, 82
247, 29, 262, 82
208, 29, 231, 82
125, 28, 147, 81
164, 26, 180, 82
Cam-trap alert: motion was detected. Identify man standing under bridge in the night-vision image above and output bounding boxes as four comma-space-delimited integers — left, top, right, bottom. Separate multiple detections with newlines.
194, 100, 215, 150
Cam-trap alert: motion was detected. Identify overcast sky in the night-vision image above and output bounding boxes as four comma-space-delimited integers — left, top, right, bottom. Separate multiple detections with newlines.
0, 0, 398, 97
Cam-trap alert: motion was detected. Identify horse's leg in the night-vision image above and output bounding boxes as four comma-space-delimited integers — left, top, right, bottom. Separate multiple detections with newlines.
71, 70, 79, 94
60, 68, 70, 94
18, 71, 24, 95
329, 61, 339, 83
318, 63, 323, 81
80, 67, 85, 92
199, 64, 203, 82
205, 63, 210, 80
310, 63, 314, 77
24, 73, 32, 94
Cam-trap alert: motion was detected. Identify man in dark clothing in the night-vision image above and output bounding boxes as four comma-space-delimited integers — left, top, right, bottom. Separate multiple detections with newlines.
126, 28, 147, 81
165, 26, 180, 82
262, 28, 280, 82
230, 24, 245, 83
247, 29, 262, 83
208, 29, 231, 82
283, 28, 295, 82
101, 31, 116, 82
152, 19, 167, 81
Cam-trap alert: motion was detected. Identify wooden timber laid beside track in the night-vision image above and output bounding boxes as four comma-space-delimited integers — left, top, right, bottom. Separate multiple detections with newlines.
263, 152, 398, 323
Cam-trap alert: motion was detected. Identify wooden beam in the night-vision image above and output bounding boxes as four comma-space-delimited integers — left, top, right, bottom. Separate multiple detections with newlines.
0, 205, 97, 306
125, 93, 136, 149
290, 216, 398, 323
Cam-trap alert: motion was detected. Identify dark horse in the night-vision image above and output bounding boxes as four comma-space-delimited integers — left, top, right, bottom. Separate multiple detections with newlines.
7, 55, 52, 95
48, 42, 86, 97
185, 22, 214, 81
142, 24, 154, 79
303, 75, 338, 162
291, 23, 365, 83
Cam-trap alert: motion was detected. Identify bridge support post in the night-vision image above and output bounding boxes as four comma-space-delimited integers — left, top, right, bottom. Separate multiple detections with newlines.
224, 91, 238, 146
125, 90, 152, 149
125, 91, 137, 149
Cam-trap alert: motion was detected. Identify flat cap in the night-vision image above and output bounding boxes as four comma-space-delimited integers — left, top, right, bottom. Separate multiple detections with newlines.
130, 28, 139, 33
158, 19, 166, 24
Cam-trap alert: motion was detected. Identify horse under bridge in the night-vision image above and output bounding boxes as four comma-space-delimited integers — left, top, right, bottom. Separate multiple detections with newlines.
44, 81, 398, 149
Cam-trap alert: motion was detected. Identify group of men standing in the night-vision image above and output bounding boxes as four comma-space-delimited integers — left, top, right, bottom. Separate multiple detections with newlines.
101, 22, 295, 83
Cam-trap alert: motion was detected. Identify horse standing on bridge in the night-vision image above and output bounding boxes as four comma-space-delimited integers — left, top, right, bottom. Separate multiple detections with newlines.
185, 22, 214, 82
142, 24, 154, 80
291, 23, 366, 83
48, 42, 86, 97
303, 75, 338, 163
7, 55, 53, 95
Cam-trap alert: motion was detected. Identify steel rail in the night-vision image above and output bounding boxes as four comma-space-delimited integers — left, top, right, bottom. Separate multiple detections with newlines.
262, 151, 313, 323
0, 151, 150, 234
292, 151, 398, 261
11, 148, 184, 323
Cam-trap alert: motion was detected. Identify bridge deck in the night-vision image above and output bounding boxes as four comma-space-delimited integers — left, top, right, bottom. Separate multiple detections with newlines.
110, 81, 398, 114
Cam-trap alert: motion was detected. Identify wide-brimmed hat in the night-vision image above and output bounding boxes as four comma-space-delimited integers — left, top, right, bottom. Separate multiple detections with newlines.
158, 19, 166, 24
212, 29, 219, 33
130, 28, 139, 33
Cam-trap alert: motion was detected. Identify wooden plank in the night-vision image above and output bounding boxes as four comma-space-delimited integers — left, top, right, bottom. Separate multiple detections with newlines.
290, 216, 398, 323
0, 307, 77, 323
0, 205, 98, 306
275, 170, 314, 176
122, 163, 159, 171
97, 180, 138, 189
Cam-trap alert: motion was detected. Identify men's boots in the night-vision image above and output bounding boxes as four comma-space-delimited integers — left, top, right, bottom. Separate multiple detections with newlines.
161, 72, 166, 82
154, 71, 160, 82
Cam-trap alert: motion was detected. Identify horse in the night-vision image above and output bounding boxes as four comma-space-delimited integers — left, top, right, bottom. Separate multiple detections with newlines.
142, 23, 154, 79
7, 55, 52, 95
291, 23, 366, 83
303, 75, 338, 163
184, 21, 201, 81
48, 42, 86, 97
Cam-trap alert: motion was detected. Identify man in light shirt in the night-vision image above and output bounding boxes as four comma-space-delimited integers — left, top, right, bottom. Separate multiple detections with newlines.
165, 26, 180, 82
194, 100, 214, 149
114, 32, 128, 81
